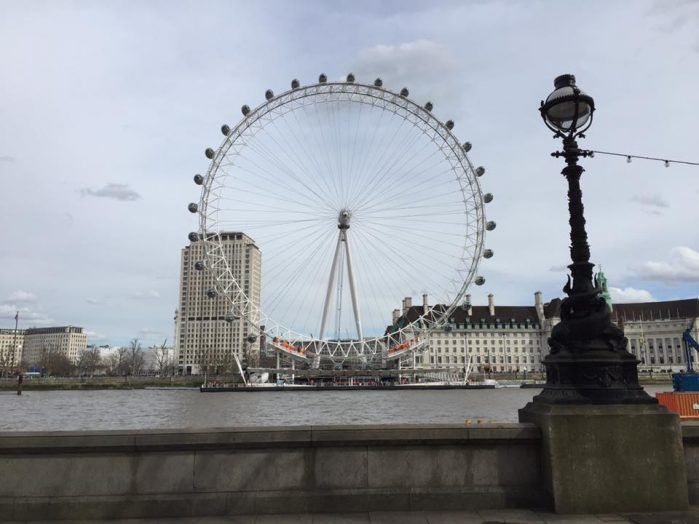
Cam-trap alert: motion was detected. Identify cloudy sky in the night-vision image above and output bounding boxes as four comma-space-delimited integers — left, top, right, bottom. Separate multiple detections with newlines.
1, 0, 697, 346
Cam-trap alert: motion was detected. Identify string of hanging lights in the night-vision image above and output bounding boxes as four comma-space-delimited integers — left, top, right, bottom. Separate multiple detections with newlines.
586, 149, 699, 167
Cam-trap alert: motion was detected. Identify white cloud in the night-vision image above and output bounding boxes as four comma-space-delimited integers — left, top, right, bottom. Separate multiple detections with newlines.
0, 155, 15, 162
85, 330, 107, 341
137, 328, 166, 343
0, 304, 54, 326
633, 246, 699, 283
4, 290, 37, 303
85, 297, 105, 305
631, 194, 668, 208
130, 289, 161, 300
352, 40, 463, 114
80, 183, 141, 201
609, 287, 655, 303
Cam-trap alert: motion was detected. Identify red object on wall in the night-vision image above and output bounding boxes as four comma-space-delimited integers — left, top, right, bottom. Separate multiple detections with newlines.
656, 392, 699, 420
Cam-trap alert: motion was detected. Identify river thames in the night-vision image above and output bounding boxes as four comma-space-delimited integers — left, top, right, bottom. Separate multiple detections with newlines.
0, 385, 668, 432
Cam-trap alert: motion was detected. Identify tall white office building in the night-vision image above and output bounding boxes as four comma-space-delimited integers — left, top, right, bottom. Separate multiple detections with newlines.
175, 232, 261, 374
22, 327, 87, 365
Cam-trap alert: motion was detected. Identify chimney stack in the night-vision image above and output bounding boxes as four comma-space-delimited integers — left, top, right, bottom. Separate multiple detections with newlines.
392, 309, 401, 324
422, 293, 429, 315
404, 296, 412, 310
534, 291, 544, 319
465, 294, 472, 316
488, 293, 495, 316
401, 298, 407, 316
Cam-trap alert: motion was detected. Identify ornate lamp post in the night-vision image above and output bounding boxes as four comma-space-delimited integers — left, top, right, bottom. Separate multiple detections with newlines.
534, 74, 654, 404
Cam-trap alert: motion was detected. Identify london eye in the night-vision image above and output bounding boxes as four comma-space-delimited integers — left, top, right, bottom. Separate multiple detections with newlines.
188, 74, 494, 367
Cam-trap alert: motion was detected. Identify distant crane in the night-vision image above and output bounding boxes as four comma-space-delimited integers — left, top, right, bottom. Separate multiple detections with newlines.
683, 326, 699, 373
672, 323, 699, 392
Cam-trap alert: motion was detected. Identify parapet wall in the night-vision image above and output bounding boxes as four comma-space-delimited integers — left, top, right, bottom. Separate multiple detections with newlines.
682, 422, 699, 503
0, 424, 544, 521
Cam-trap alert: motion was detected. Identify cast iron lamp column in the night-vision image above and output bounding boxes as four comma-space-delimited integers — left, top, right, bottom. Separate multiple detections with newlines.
534, 74, 654, 404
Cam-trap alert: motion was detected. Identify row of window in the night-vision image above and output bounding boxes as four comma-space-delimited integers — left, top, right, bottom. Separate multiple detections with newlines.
428, 355, 538, 364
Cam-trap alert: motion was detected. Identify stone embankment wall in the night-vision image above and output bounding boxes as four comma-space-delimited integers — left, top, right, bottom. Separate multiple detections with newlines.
2, 422, 699, 520
0, 424, 543, 521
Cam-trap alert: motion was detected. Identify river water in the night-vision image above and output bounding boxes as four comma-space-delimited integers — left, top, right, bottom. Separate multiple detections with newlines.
0, 385, 668, 432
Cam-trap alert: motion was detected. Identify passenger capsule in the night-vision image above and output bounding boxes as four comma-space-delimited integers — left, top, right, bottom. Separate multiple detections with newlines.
400, 87, 409, 97
486, 221, 496, 231
221, 124, 230, 136
346, 73, 355, 83
374, 78, 383, 87
483, 193, 493, 203
319, 73, 327, 83
462, 142, 472, 152
247, 334, 258, 343
265, 89, 274, 100
483, 249, 494, 259
188, 203, 198, 213
446, 120, 454, 130
193, 174, 204, 185
424, 102, 433, 112
194, 261, 205, 271
475, 276, 486, 286
205, 148, 215, 159
241, 105, 251, 116
476, 166, 485, 177
206, 288, 218, 299
291, 78, 300, 89
188, 232, 199, 242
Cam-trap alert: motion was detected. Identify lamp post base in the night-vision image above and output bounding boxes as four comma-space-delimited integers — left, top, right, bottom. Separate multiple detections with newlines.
534, 351, 656, 404
535, 291, 656, 405
518, 402, 688, 513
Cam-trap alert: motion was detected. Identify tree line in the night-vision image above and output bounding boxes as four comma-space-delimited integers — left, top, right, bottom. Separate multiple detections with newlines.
1, 339, 177, 378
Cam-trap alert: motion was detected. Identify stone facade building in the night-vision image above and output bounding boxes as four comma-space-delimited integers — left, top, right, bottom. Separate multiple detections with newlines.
22, 326, 87, 365
615, 299, 697, 372
395, 293, 547, 374
175, 232, 261, 374
0, 328, 24, 371
394, 294, 698, 375
542, 297, 699, 373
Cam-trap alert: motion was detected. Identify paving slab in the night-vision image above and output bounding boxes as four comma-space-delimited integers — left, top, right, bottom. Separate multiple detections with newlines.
624, 511, 699, 524
478, 508, 546, 523
539, 515, 623, 524
254, 514, 313, 524
368, 510, 430, 523
311, 513, 371, 523
424, 510, 486, 523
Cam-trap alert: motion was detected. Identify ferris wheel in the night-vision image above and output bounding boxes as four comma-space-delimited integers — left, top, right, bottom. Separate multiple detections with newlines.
187, 73, 494, 365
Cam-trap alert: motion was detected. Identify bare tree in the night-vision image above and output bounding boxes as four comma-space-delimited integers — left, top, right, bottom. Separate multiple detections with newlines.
0, 345, 19, 376
105, 346, 129, 376
126, 338, 145, 376
197, 346, 215, 377
39, 344, 73, 376
77, 347, 102, 377
151, 339, 174, 376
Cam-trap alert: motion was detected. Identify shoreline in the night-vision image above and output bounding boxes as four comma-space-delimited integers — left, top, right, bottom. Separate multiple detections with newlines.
0, 377, 673, 391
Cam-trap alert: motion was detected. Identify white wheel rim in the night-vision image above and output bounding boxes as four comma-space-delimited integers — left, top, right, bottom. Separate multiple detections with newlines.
196, 81, 487, 363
